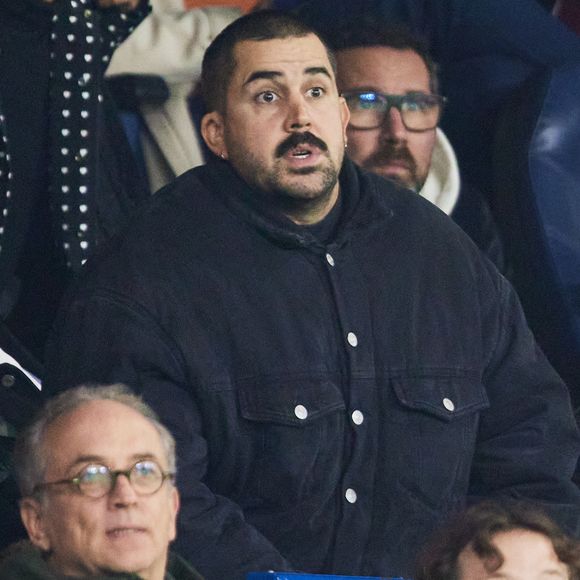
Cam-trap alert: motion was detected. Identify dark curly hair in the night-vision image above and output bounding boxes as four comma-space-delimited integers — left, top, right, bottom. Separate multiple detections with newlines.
415, 501, 580, 580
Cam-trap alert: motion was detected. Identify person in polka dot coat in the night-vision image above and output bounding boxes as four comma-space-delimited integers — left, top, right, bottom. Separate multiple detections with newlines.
0, 0, 149, 359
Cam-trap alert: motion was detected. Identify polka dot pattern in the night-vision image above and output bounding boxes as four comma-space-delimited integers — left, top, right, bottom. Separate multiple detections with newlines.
46, 0, 148, 271
0, 0, 148, 269
0, 112, 12, 254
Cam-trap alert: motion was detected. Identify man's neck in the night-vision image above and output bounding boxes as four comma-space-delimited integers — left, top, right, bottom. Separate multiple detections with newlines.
298, 190, 343, 244
282, 185, 340, 226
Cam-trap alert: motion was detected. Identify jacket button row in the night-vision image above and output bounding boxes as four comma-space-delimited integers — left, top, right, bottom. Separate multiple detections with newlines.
345, 488, 358, 503
443, 398, 455, 412
347, 332, 358, 347
294, 405, 308, 420
325, 253, 335, 267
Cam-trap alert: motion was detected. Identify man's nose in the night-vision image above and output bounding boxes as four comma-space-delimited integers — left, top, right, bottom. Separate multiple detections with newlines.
284, 95, 311, 132
108, 474, 139, 507
380, 106, 407, 141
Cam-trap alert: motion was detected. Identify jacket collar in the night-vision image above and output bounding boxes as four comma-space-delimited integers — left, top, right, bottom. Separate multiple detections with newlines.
0, 541, 200, 579
198, 156, 394, 252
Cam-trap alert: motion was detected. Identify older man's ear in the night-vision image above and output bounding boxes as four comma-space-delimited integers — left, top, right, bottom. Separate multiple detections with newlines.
168, 486, 180, 543
19, 497, 51, 553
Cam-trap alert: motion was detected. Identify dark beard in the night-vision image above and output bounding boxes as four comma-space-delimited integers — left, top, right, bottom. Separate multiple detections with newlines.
362, 142, 421, 191
227, 131, 342, 223
265, 162, 338, 219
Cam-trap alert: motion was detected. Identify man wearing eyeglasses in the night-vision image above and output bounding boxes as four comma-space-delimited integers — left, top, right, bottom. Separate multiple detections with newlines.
0, 384, 203, 580
333, 20, 505, 272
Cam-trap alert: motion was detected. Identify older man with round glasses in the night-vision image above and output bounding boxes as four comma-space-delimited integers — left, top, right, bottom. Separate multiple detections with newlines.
0, 384, 203, 580
334, 20, 505, 271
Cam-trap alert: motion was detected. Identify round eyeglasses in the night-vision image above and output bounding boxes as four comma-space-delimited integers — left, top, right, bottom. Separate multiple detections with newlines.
33, 460, 175, 498
342, 91, 446, 132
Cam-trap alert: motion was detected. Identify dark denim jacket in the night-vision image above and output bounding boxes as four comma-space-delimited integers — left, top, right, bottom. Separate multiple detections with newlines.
46, 159, 580, 580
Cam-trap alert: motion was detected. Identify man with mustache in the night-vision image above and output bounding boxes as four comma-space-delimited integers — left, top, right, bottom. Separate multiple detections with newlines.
332, 20, 505, 271
46, 10, 580, 580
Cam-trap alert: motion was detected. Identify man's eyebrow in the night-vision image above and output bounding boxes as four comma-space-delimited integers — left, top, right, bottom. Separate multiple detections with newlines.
243, 66, 333, 87
304, 66, 332, 80
243, 70, 282, 87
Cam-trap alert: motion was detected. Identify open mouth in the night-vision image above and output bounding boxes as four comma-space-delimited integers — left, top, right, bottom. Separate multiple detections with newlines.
106, 527, 146, 538
291, 147, 313, 159
276, 132, 328, 159
286, 144, 319, 162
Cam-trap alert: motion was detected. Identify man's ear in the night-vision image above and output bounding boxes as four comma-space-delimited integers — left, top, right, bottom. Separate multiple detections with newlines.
201, 111, 228, 159
168, 487, 180, 542
20, 498, 51, 552
339, 96, 350, 144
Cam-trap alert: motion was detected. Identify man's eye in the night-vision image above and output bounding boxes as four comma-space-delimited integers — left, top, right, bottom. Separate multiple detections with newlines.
133, 460, 160, 479
79, 464, 109, 485
307, 87, 325, 98
256, 91, 279, 104
404, 97, 432, 112
357, 99, 380, 111
353, 93, 382, 110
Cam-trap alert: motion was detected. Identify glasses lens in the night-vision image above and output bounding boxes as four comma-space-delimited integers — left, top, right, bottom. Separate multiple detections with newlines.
346, 92, 385, 129
78, 464, 111, 497
130, 460, 164, 494
401, 95, 441, 131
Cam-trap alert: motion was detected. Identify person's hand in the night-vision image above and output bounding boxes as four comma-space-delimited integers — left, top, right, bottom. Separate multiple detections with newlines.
96, 0, 141, 12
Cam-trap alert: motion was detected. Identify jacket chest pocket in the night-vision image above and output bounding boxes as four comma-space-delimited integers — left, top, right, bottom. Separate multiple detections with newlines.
237, 376, 346, 505
383, 374, 489, 509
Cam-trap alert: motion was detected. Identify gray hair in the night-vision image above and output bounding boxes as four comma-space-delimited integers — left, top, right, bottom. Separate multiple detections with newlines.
14, 383, 177, 498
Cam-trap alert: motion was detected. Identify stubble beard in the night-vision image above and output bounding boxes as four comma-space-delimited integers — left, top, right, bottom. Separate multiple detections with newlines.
234, 149, 341, 221
361, 143, 425, 192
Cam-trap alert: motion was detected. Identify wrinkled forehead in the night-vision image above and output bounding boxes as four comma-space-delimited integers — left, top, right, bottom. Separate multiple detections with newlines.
44, 400, 167, 473
230, 34, 337, 89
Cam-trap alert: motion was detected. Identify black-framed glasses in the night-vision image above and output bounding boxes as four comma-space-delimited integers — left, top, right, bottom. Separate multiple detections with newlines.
33, 460, 175, 498
342, 90, 446, 132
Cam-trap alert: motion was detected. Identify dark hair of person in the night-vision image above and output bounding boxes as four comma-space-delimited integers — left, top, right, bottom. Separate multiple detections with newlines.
328, 18, 439, 95
200, 10, 337, 114
415, 501, 580, 580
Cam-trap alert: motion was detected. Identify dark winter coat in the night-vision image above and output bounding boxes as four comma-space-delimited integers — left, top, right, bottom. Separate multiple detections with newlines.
47, 158, 580, 580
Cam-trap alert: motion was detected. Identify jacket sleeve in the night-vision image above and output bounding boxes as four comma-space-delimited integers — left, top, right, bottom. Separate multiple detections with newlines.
45, 290, 292, 580
469, 268, 580, 535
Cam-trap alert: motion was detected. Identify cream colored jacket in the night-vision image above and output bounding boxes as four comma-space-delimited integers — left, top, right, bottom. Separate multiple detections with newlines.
106, 2, 240, 192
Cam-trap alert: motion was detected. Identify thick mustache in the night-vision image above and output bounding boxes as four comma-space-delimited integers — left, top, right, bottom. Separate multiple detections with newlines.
276, 132, 328, 158
366, 143, 416, 170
